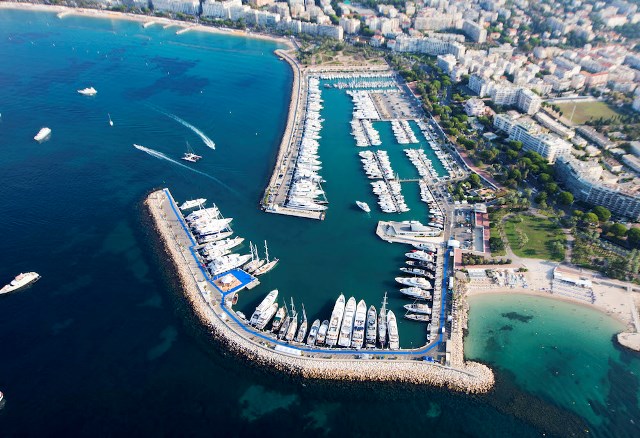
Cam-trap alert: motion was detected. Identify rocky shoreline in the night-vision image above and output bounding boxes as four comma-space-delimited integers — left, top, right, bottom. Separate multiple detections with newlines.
145, 189, 495, 393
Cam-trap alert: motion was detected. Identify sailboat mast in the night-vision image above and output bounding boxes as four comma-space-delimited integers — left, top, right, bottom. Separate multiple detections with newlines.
264, 240, 269, 263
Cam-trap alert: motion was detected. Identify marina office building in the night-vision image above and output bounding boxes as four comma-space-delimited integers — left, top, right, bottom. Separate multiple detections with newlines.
556, 157, 640, 221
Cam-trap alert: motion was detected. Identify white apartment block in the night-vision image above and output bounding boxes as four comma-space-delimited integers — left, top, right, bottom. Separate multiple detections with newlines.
516, 88, 542, 115
464, 98, 487, 117
437, 54, 457, 73
462, 20, 487, 43
493, 113, 571, 163
339, 17, 360, 34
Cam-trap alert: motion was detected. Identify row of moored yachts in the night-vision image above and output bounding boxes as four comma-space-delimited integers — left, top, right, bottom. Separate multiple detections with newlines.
248, 291, 400, 350
404, 148, 440, 181
348, 90, 381, 120
286, 77, 327, 213
372, 179, 409, 213
391, 119, 419, 144
350, 119, 381, 147
331, 80, 396, 89
418, 182, 445, 229
179, 199, 278, 277
416, 120, 459, 178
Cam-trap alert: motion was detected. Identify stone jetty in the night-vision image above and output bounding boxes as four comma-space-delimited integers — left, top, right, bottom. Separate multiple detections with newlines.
146, 189, 495, 393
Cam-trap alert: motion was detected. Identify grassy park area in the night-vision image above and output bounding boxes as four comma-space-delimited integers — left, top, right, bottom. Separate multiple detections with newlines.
504, 215, 566, 261
556, 101, 622, 124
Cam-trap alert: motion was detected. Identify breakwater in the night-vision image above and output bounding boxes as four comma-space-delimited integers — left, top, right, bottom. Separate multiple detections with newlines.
146, 188, 495, 393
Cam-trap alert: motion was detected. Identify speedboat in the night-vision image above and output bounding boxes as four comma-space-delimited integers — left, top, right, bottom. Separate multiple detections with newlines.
355, 201, 371, 213
77, 86, 97, 96
0, 272, 40, 295
34, 127, 51, 142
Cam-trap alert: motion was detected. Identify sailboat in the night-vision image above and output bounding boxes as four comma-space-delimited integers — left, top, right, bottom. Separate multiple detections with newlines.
378, 292, 388, 349
108, 113, 113, 127
284, 299, 298, 342
243, 242, 264, 274
294, 303, 308, 343
253, 240, 279, 276
181, 141, 202, 163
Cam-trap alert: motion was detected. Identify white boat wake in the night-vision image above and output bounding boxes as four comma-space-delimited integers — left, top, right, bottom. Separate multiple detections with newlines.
133, 144, 237, 195
151, 106, 216, 150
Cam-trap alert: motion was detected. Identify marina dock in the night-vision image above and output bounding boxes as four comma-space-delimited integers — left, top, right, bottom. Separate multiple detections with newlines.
147, 188, 494, 391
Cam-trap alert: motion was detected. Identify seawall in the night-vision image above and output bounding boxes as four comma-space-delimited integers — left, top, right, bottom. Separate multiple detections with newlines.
145, 189, 495, 393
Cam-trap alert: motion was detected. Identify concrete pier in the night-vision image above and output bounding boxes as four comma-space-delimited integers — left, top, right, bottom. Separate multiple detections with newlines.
147, 188, 494, 392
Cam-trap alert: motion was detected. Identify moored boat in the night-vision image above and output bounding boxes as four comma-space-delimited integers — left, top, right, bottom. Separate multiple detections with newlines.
294, 304, 308, 343
378, 292, 388, 349
399, 287, 432, 300
405, 313, 429, 322
387, 311, 400, 350
306, 319, 321, 346
350, 299, 367, 349
403, 303, 431, 314
326, 294, 346, 347
256, 302, 279, 330
395, 277, 433, 290
338, 297, 356, 347
365, 305, 377, 348
180, 198, 206, 210
271, 305, 287, 332
249, 289, 278, 326
253, 240, 278, 276
316, 320, 329, 345
405, 251, 434, 262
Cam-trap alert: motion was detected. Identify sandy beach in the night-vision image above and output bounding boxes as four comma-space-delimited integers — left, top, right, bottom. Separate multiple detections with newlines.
0, 2, 294, 48
463, 258, 640, 350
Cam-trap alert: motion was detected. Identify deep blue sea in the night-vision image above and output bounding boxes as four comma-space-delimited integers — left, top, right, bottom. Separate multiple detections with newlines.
0, 9, 639, 436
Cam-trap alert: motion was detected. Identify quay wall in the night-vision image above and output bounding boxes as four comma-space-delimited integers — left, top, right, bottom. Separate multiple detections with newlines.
146, 189, 495, 393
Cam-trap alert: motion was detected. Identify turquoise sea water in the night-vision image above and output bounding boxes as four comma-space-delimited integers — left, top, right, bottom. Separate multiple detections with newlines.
0, 9, 639, 436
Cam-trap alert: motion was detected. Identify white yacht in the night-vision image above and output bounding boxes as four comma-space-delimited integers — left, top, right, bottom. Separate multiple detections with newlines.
404, 303, 431, 314
365, 305, 377, 348
0, 272, 41, 294
326, 294, 346, 347
208, 253, 252, 275
249, 289, 279, 326
406, 251, 434, 262
179, 198, 206, 210
182, 152, 202, 163
378, 292, 388, 349
202, 237, 243, 254
316, 320, 329, 345
338, 297, 356, 347
387, 311, 400, 350
34, 127, 51, 142
350, 299, 367, 349
306, 319, 321, 346
77, 86, 97, 96
396, 277, 433, 290
355, 201, 371, 213
399, 287, 432, 300
255, 302, 279, 330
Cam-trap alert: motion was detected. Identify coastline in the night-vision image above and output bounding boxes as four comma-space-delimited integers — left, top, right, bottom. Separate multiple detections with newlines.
0, 2, 294, 48
145, 189, 495, 393
466, 283, 634, 328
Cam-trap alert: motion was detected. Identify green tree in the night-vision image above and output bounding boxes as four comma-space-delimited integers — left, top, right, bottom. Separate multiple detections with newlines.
557, 191, 574, 205
610, 223, 627, 237
468, 173, 481, 188
545, 182, 559, 195
583, 212, 599, 227
627, 228, 640, 247
592, 206, 612, 222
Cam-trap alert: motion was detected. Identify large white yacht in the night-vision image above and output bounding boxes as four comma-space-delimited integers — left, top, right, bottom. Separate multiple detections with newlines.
208, 253, 252, 275
0, 272, 41, 295
249, 289, 278, 326
338, 297, 356, 347
325, 294, 345, 347
77, 86, 97, 96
